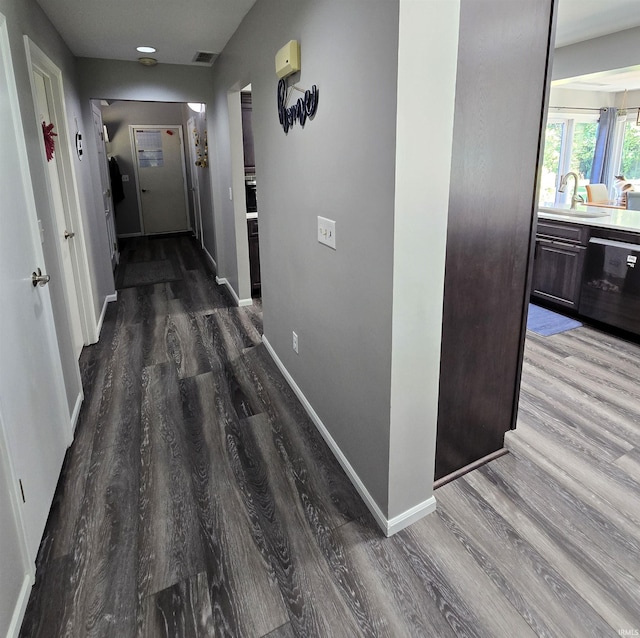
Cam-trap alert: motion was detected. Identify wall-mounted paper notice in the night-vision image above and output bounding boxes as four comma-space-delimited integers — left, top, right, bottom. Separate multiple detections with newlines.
136, 129, 164, 167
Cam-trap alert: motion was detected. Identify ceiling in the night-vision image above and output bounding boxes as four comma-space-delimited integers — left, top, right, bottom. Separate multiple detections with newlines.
555, 0, 640, 48
554, 0, 640, 93
35, 0, 257, 66
553, 66, 640, 93
35, 0, 640, 68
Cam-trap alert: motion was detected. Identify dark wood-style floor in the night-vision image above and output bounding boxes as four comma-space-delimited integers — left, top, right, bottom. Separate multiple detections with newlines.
20, 236, 640, 637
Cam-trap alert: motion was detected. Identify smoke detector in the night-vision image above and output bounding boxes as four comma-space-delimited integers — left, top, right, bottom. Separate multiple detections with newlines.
138, 57, 158, 66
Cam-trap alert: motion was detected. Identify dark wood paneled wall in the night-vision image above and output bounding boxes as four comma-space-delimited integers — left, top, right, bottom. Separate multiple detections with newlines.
435, 0, 557, 480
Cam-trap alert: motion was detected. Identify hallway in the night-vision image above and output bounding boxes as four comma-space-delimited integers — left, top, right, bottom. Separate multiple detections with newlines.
19, 236, 639, 637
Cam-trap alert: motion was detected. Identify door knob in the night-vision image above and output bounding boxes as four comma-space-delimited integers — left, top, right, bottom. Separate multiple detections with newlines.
141, 189, 149, 193
64, 230, 75, 239
32, 268, 51, 287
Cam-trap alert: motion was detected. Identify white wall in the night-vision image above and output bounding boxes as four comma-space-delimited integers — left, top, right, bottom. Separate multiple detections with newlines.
388, 0, 459, 523
549, 87, 616, 110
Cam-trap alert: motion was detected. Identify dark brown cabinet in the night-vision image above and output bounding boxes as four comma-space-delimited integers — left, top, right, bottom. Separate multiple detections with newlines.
434, 0, 556, 481
241, 92, 255, 173
247, 218, 261, 297
532, 220, 589, 310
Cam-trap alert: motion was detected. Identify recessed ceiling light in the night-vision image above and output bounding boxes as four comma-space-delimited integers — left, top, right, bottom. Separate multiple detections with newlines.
138, 57, 158, 67
136, 46, 156, 54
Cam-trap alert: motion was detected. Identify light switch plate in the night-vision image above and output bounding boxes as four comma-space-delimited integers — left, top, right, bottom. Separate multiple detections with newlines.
317, 216, 336, 249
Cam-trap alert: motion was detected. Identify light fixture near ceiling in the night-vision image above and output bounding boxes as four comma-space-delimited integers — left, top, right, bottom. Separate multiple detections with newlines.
136, 46, 156, 54
188, 103, 205, 113
138, 57, 158, 67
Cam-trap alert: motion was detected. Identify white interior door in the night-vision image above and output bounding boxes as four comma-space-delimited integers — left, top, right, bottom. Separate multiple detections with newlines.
187, 116, 204, 245
133, 126, 190, 234
32, 68, 84, 358
0, 14, 69, 561
92, 103, 118, 269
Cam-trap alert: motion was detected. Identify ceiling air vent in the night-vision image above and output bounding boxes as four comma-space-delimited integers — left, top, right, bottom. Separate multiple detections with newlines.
193, 51, 216, 66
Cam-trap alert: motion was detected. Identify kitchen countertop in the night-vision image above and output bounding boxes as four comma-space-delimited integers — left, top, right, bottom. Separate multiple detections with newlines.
538, 203, 640, 234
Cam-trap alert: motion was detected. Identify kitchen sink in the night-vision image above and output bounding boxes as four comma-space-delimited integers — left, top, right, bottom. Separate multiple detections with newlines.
538, 206, 609, 219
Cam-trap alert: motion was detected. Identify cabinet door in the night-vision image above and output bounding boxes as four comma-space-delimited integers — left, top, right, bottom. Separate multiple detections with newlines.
532, 239, 585, 309
241, 96, 255, 173
247, 219, 261, 296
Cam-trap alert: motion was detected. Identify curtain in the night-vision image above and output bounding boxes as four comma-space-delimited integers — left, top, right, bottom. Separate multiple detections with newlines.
589, 107, 618, 186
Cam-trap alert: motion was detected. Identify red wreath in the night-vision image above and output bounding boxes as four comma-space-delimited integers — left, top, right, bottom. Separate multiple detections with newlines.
42, 121, 57, 161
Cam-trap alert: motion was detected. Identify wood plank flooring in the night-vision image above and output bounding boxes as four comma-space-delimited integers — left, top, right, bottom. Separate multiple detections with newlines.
19, 236, 640, 637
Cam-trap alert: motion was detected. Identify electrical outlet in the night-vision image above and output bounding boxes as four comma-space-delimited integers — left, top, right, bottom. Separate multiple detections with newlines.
292, 331, 299, 354
317, 216, 336, 249
121, 174, 129, 182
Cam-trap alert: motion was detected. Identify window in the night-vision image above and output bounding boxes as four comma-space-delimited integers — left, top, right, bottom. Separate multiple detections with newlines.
618, 116, 640, 186
539, 112, 600, 204
540, 122, 564, 203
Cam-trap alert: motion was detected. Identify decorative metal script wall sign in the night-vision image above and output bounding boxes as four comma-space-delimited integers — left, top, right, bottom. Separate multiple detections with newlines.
277, 79, 318, 133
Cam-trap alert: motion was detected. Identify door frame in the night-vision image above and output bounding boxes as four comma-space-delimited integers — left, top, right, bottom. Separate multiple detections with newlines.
24, 37, 98, 344
91, 101, 119, 268
129, 124, 191, 236
186, 115, 204, 247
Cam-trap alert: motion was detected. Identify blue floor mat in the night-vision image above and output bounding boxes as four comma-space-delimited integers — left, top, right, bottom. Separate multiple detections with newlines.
527, 304, 582, 336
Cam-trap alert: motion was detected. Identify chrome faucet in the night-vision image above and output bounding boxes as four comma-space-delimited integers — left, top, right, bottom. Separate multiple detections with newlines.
558, 172, 584, 210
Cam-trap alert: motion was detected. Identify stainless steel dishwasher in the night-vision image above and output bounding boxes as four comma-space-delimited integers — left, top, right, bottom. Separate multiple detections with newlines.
579, 237, 640, 335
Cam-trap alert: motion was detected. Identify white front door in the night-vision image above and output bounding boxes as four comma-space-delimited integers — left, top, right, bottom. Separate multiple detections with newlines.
132, 126, 190, 235
32, 68, 84, 358
0, 14, 69, 560
92, 103, 119, 269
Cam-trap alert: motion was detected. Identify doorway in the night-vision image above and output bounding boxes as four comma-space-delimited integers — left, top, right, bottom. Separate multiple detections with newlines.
0, 12, 69, 569
97, 100, 201, 242
91, 101, 119, 270
131, 126, 190, 234
26, 38, 97, 351
186, 114, 204, 247
31, 68, 84, 357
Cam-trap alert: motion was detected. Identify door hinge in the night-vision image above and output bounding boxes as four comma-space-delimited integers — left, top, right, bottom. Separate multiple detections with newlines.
19, 478, 25, 503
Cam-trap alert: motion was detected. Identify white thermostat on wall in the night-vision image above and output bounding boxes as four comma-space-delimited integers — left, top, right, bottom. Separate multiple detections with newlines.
275, 40, 300, 79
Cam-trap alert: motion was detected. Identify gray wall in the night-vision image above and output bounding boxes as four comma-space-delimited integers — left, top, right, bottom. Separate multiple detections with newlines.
209, 0, 400, 513
101, 100, 190, 236
553, 26, 640, 80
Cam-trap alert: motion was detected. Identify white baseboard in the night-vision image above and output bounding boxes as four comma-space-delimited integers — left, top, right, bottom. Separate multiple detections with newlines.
387, 496, 437, 536
96, 292, 118, 338
202, 246, 217, 272
116, 232, 143, 238
215, 276, 252, 307
261, 335, 433, 537
7, 573, 34, 638
70, 390, 84, 435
